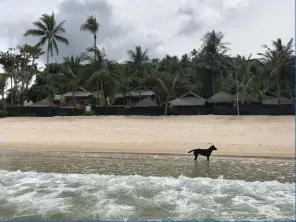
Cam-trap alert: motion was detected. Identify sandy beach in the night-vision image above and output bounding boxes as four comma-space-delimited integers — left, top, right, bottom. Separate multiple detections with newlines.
0, 115, 294, 158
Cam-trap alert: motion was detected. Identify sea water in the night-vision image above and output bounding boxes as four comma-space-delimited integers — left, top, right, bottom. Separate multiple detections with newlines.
0, 151, 294, 220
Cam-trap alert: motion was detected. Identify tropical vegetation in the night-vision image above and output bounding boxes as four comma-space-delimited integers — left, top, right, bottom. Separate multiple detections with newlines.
0, 12, 294, 115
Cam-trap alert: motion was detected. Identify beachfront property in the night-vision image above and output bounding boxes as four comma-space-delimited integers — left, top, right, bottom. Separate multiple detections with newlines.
19, 87, 293, 117
112, 86, 157, 107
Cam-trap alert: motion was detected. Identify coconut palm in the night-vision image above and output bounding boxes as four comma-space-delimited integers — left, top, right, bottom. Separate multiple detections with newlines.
24, 13, 69, 71
223, 55, 255, 102
80, 15, 100, 61
146, 69, 181, 115
85, 60, 121, 107
198, 30, 230, 95
0, 73, 10, 112
126, 46, 150, 101
63, 55, 84, 74
55, 66, 81, 110
24, 12, 69, 114
258, 38, 294, 105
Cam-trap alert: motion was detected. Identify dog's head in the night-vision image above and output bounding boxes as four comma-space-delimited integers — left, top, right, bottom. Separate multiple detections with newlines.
210, 145, 217, 151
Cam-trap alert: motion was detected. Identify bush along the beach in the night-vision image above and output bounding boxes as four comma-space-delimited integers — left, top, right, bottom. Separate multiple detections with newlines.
84, 110, 95, 116
0, 110, 8, 118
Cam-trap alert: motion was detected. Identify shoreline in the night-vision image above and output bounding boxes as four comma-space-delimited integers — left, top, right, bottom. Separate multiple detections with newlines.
0, 148, 294, 159
0, 116, 294, 158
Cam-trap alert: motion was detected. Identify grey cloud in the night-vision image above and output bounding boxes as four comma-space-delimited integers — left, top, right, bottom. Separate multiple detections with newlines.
178, 7, 195, 17
15, 0, 130, 62
12, 0, 165, 63
177, 19, 203, 36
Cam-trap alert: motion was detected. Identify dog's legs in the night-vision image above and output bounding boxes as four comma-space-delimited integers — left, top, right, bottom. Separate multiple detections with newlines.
194, 154, 198, 160
207, 156, 209, 162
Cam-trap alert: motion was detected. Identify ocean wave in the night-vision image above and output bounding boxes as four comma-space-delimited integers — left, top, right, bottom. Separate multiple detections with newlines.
0, 170, 294, 220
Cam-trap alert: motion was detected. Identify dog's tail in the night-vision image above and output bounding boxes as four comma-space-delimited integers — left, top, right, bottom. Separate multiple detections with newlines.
188, 149, 194, 153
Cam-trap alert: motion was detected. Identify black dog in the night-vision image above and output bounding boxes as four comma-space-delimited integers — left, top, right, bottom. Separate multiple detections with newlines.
188, 145, 217, 162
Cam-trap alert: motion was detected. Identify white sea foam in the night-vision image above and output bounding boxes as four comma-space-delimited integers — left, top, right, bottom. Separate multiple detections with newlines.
0, 170, 294, 220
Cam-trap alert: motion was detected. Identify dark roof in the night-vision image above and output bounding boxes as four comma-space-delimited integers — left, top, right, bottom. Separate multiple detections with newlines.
62, 88, 99, 98
29, 99, 58, 107
169, 92, 206, 106
133, 97, 158, 107
232, 93, 257, 103
207, 91, 233, 103
127, 90, 155, 97
262, 96, 292, 105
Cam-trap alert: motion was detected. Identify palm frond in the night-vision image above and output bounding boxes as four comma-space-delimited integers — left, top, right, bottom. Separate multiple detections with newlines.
24, 29, 46, 37
54, 35, 69, 45
80, 15, 99, 34
52, 20, 66, 34
52, 39, 59, 55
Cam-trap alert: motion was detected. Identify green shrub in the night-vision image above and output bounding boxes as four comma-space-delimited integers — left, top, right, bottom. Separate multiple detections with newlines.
84, 110, 95, 116
0, 110, 8, 118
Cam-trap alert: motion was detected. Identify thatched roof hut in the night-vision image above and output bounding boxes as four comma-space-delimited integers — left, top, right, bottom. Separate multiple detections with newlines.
29, 99, 58, 107
262, 96, 292, 105
207, 91, 233, 104
232, 93, 257, 103
169, 92, 206, 106
126, 87, 155, 97
62, 88, 97, 98
133, 97, 158, 107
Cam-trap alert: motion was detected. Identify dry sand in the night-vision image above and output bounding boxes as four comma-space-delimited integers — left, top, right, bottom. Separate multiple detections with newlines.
0, 116, 294, 158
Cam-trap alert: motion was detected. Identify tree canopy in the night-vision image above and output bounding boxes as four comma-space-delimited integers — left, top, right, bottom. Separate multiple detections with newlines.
0, 14, 294, 108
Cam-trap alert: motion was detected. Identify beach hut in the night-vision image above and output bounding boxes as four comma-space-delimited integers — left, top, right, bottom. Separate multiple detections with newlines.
206, 91, 234, 114
207, 91, 233, 104
262, 96, 292, 105
29, 99, 58, 107
169, 92, 206, 107
168, 92, 206, 115
133, 97, 158, 107
125, 87, 156, 107
62, 87, 100, 107
112, 87, 156, 107
232, 92, 257, 104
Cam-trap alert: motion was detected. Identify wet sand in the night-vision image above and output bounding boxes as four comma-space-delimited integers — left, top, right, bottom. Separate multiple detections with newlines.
0, 116, 294, 158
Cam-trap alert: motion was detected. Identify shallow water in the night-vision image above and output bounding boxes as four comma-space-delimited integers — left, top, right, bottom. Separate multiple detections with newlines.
0, 150, 295, 220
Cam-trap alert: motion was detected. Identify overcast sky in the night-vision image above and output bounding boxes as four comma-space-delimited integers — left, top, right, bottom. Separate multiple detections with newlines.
0, 0, 294, 66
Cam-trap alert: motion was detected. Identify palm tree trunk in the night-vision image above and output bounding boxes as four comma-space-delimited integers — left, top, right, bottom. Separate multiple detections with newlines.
211, 75, 215, 95
277, 74, 280, 106
96, 80, 101, 107
10, 77, 13, 105
72, 91, 77, 112
47, 42, 52, 116
2, 92, 6, 112
94, 34, 97, 62
138, 85, 141, 102
164, 100, 168, 115
100, 80, 105, 106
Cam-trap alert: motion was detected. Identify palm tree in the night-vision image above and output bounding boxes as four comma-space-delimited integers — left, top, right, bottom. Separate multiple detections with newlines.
80, 15, 100, 61
24, 12, 69, 114
55, 65, 81, 110
258, 38, 294, 105
0, 73, 10, 112
126, 46, 149, 101
222, 55, 256, 115
198, 30, 230, 95
85, 60, 121, 107
147, 70, 181, 115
